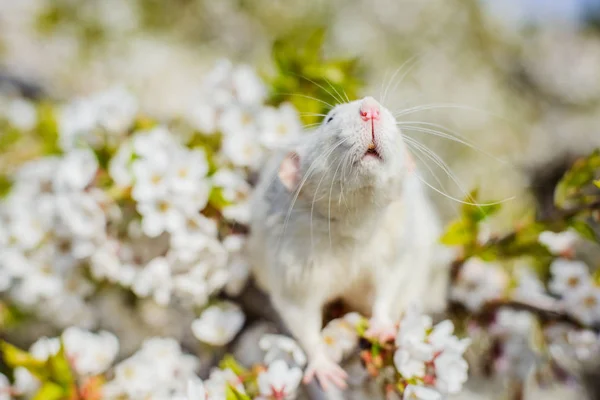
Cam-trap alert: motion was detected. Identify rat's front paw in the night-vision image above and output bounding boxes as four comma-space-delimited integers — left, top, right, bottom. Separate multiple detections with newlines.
365, 318, 397, 343
303, 353, 348, 391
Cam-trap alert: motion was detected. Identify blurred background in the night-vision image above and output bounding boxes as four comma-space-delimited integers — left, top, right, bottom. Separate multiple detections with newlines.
3, 0, 600, 221
2, 1, 600, 399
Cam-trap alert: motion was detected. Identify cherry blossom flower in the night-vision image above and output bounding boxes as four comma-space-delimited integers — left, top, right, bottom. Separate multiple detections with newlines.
257, 360, 303, 400
204, 368, 246, 398
132, 257, 173, 305
321, 317, 360, 363
539, 230, 579, 256
0, 373, 11, 400
62, 327, 119, 376
563, 285, 600, 326
403, 385, 442, 400
451, 258, 508, 311
549, 259, 591, 296
192, 302, 245, 346
258, 103, 303, 150
259, 334, 307, 368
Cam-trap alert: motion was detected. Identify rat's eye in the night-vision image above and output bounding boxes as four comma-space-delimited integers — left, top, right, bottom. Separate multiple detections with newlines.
326, 115, 334, 123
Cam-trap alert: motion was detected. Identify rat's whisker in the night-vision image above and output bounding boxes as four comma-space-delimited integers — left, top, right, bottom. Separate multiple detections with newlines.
300, 113, 328, 117
324, 78, 347, 105
292, 74, 343, 106
386, 53, 426, 105
310, 155, 339, 252
399, 123, 506, 164
278, 93, 335, 109
403, 135, 472, 199
403, 136, 514, 207
404, 143, 460, 218
379, 68, 389, 102
382, 54, 420, 106
342, 88, 351, 103
282, 138, 348, 249
328, 155, 345, 249
394, 103, 493, 118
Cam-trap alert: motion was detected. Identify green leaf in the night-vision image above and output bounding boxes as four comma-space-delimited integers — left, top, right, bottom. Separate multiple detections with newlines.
0, 127, 20, 151
46, 341, 74, 387
0, 175, 12, 199
32, 382, 65, 400
1, 341, 48, 381
555, 150, 600, 208
219, 355, 249, 377
36, 102, 61, 155
225, 383, 251, 400
208, 187, 231, 210
461, 189, 501, 223
569, 219, 597, 242
439, 219, 476, 246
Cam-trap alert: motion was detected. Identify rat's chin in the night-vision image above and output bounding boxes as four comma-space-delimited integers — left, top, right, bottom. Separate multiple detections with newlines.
360, 148, 383, 164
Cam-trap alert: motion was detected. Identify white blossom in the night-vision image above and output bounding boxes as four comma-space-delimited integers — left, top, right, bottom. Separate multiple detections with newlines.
103, 337, 199, 399
567, 330, 600, 361
549, 259, 592, 296
13, 367, 39, 396
132, 257, 172, 305
58, 87, 137, 150
53, 148, 99, 192
212, 169, 251, 224
428, 320, 470, 355
137, 196, 185, 237
223, 234, 250, 296
62, 327, 119, 376
187, 101, 218, 134
259, 334, 307, 368
258, 103, 303, 149
192, 302, 245, 346
231, 64, 267, 106
394, 307, 434, 379
0, 373, 11, 400
222, 130, 265, 169
451, 258, 508, 311
29, 337, 60, 360
403, 385, 442, 400
321, 317, 359, 363
539, 230, 579, 255
434, 352, 469, 394
204, 368, 246, 399
564, 285, 600, 326
257, 360, 303, 400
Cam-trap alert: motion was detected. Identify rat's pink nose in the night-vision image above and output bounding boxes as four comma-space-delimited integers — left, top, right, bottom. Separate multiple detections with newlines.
360, 96, 381, 121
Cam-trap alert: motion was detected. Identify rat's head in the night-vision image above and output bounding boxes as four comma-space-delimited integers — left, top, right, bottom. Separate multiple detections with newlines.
278, 96, 412, 202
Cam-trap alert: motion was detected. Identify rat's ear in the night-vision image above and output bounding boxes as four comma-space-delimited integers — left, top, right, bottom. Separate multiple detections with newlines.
278, 152, 300, 192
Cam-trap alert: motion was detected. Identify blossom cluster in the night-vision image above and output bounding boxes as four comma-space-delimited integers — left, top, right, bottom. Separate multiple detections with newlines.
0, 60, 304, 331
0, 327, 306, 400
391, 308, 470, 400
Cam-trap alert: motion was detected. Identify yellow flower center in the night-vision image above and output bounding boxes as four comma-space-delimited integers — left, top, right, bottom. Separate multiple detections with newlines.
568, 276, 580, 287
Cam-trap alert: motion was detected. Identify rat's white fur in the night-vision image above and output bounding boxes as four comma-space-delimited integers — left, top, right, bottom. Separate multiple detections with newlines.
247, 97, 449, 389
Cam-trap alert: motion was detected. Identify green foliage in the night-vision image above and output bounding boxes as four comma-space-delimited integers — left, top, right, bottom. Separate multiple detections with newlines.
35, 102, 61, 156
443, 148, 600, 291
269, 28, 363, 125
0, 175, 12, 199
555, 150, 600, 209
0, 127, 20, 152
219, 354, 249, 377
225, 385, 252, 400
439, 189, 501, 255
1, 340, 75, 399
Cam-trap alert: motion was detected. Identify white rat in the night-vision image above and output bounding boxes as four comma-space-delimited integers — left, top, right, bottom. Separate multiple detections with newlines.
247, 96, 448, 390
